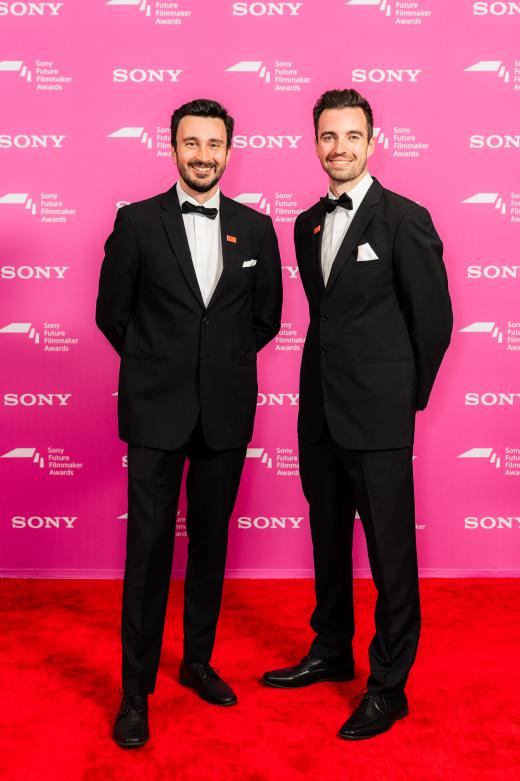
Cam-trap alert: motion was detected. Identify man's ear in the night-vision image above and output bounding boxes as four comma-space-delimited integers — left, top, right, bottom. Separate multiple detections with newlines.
367, 135, 376, 160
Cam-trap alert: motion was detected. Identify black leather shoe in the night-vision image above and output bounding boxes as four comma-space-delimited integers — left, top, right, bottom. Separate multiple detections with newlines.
179, 661, 237, 706
338, 692, 408, 740
112, 693, 149, 748
262, 654, 355, 688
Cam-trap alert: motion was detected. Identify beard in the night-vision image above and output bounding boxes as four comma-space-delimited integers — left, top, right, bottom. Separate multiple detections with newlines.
177, 160, 226, 193
326, 156, 367, 185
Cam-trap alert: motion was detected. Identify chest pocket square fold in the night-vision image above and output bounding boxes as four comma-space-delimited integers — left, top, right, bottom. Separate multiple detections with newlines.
356, 243, 379, 261
242, 259, 257, 268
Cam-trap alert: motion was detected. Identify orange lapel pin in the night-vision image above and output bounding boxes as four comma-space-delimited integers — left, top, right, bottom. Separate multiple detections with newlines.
226, 234, 237, 243
313, 225, 321, 235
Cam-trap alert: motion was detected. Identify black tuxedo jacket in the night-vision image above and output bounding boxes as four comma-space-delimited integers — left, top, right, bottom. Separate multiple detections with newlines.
96, 186, 282, 450
296, 177, 452, 450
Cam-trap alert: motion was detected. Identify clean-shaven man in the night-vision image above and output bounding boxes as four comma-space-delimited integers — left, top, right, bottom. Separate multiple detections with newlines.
96, 99, 282, 748
262, 89, 452, 740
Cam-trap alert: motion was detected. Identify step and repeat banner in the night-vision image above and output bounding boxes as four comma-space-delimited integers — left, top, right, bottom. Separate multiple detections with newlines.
1, 1, 519, 577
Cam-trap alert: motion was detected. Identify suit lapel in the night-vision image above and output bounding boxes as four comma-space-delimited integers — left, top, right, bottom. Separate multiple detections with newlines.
209, 193, 239, 308
160, 186, 204, 308
325, 178, 383, 295
310, 205, 326, 296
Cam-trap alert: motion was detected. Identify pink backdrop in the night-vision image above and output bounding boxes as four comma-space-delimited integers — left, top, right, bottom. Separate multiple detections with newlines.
1, 0, 519, 578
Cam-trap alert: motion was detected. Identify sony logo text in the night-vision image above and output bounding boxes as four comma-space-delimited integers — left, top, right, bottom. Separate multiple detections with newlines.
238, 516, 304, 529
1, 266, 69, 279
232, 2, 303, 15
113, 68, 183, 83
467, 266, 520, 279
473, 2, 520, 14
4, 393, 71, 406
12, 516, 77, 529
257, 393, 299, 406
470, 135, 520, 149
0, 134, 66, 149
0, 2, 63, 14
465, 516, 520, 529
233, 135, 302, 149
465, 393, 520, 406
352, 69, 422, 83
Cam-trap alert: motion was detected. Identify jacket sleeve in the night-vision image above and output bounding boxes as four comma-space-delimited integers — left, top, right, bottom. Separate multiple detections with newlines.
95, 206, 139, 356
252, 216, 283, 351
393, 205, 453, 410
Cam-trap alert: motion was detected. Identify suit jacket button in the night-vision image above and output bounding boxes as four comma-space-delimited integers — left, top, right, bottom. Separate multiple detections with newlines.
321, 346, 328, 355
203, 318, 211, 325
320, 313, 328, 321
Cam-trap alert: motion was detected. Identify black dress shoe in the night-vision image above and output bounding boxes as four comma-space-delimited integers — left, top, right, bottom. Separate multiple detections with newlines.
112, 693, 149, 748
262, 655, 355, 688
179, 661, 237, 706
338, 692, 408, 740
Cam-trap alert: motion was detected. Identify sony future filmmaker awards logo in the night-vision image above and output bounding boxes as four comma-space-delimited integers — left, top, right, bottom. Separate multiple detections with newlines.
462, 192, 520, 223
372, 126, 430, 158
107, 127, 174, 157
0, 59, 72, 91
465, 60, 520, 92
458, 447, 520, 477
246, 447, 300, 476
459, 320, 520, 351
118, 509, 187, 537
344, 0, 433, 25
275, 323, 304, 352
233, 192, 303, 224
105, 0, 193, 25
225, 60, 311, 92
1, 446, 84, 476
0, 321, 79, 351
0, 192, 77, 222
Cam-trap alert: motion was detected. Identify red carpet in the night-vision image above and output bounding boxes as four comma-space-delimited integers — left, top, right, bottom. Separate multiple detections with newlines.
1, 578, 518, 780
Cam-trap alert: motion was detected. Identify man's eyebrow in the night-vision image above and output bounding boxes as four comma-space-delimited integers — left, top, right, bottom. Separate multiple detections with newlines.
181, 136, 225, 144
319, 128, 365, 138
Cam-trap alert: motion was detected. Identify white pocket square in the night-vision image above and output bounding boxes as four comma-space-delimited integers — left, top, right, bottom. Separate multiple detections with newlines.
356, 243, 379, 261
242, 259, 257, 268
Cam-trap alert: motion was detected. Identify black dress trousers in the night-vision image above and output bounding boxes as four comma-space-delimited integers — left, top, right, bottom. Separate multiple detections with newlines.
299, 423, 420, 699
122, 418, 247, 695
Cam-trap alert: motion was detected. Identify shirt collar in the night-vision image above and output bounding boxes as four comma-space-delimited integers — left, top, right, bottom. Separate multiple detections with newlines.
176, 180, 220, 210
327, 172, 373, 212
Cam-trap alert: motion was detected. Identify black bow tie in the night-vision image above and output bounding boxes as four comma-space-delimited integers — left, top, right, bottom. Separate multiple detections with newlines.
320, 192, 353, 214
181, 201, 218, 220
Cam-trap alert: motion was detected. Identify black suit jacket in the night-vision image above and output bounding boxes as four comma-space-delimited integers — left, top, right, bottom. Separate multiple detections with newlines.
96, 186, 282, 450
296, 177, 452, 450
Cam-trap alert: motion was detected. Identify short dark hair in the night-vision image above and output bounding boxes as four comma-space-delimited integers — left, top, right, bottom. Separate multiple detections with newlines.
313, 89, 374, 142
170, 98, 234, 149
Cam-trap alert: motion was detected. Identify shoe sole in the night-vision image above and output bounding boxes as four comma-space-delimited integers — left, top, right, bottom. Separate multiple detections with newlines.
113, 736, 149, 749
179, 676, 237, 706
261, 674, 355, 689
337, 707, 409, 741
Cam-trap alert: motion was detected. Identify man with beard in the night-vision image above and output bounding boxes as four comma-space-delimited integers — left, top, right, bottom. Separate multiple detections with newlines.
96, 98, 282, 748
262, 89, 452, 740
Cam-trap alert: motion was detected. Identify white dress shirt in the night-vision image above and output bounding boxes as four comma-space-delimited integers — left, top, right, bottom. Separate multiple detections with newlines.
321, 172, 373, 285
176, 181, 223, 307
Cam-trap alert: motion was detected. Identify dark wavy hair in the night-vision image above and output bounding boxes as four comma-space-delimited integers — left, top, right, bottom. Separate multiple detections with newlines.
170, 98, 234, 149
313, 89, 374, 141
